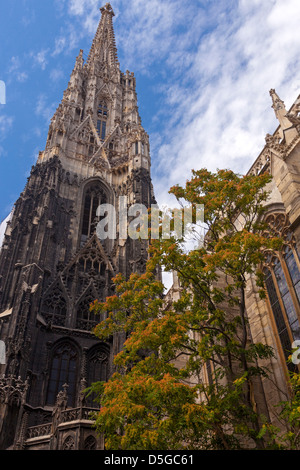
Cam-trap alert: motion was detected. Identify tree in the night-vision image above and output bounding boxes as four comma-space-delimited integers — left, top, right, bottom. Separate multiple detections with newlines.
88, 168, 288, 450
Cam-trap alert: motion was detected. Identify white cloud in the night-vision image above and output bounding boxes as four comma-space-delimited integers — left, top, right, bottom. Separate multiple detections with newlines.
31, 49, 49, 70
35, 94, 56, 125
0, 115, 14, 140
52, 37, 67, 57
50, 68, 65, 82
0, 115, 14, 159
21, 9, 36, 27
7, 56, 28, 83
150, 0, 300, 206
63, 0, 300, 207
68, 0, 95, 16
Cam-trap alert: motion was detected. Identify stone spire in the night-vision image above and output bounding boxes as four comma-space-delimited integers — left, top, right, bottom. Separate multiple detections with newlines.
38, 1, 151, 196
269, 89, 293, 134
269, 89, 298, 142
73, 49, 84, 73
85, 3, 120, 74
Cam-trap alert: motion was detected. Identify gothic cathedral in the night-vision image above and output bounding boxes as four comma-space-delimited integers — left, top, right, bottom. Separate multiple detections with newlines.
0, 3, 155, 450
1, 1, 300, 453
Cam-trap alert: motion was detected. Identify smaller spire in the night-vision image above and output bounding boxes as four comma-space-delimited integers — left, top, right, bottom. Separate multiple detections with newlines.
269, 89, 293, 133
270, 89, 286, 113
74, 49, 84, 70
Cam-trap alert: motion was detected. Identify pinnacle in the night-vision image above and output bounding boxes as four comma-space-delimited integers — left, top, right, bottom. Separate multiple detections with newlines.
269, 88, 296, 135
85, 2, 119, 71
100, 3, 115, 16
269, 88, 285, 111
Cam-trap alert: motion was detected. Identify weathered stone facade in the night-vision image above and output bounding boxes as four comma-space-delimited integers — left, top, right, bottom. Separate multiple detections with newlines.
244, 89, 300, 427
1, 2, 300, 451
165, 88, 300, 433
0, 3, 155, 450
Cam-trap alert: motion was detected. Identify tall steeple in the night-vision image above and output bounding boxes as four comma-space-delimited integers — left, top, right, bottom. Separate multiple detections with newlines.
85, 3, 119, 75
0, 2, 156, 450
39, 2, 151, 197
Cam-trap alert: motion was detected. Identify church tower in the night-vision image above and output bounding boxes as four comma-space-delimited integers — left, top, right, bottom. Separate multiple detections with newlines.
0, 3, 156, 450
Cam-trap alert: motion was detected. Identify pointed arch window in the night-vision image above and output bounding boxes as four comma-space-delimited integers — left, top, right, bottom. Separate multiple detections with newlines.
81, 184, 107, 245
84, 435, 97, 450
76, 289, 99, 331
284, 245, 300, 303
98, 102, 108, 117
86, 346, 109, 407
205, 360, 214, 387
264, 254, 300, 369
264, 266, 296, 366
41, 285, 67, 327
62, 435, 75, 450
97, 121, 106, 141
97, 100, 108, 141
47, 342, 79, 407
263, 215, 300, 371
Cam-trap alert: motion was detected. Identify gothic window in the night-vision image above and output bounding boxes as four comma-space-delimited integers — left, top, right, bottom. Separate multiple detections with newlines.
97, 100, 108, 141
62, 435, 75, 450
84, 435, 97, 450
135, 141, 139, 155
206, 360, 213, 387
284, 245, 300, 303
263, 213, 300, 370
97, 120, 106, 141
47, 342, 79, 407
81, 184, 107, 245
86, 346, 109, 407
264, 267, 295, 364
41, 285, 67, 327
273, 257, 300, 338
98, 101, 108, 117
76, 289, 99, 331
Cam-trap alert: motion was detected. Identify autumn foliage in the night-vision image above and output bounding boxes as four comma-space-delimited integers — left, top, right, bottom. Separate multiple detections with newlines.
88, 168, 298, 450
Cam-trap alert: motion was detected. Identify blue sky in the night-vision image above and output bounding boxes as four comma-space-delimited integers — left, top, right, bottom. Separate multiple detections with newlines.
1, 0, 300, 224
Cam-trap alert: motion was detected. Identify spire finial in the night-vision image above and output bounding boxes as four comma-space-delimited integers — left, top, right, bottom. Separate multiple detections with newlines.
269, 88, 297, 141
75, 49, 84, 68
100, 3, 115, 16
269, 88, 286, 113
85, 2, 119, 71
